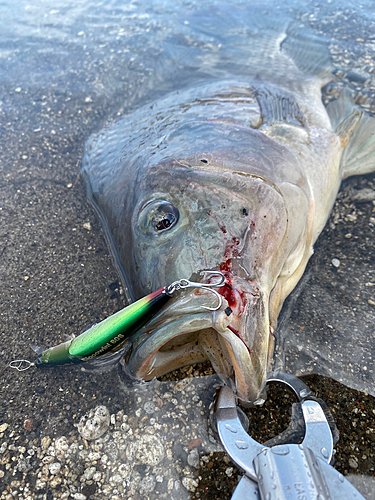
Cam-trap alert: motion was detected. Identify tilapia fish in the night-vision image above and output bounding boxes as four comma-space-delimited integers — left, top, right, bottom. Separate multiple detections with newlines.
82, 10, 375, 403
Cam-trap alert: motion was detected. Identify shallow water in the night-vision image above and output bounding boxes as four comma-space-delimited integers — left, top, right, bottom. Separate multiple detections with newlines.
1, 0, 375, 498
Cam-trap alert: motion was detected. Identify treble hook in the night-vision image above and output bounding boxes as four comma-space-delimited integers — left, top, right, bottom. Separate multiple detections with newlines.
165, 270, 225, 311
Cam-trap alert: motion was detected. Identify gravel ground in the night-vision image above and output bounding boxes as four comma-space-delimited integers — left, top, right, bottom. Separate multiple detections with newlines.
1, 1, 375, 499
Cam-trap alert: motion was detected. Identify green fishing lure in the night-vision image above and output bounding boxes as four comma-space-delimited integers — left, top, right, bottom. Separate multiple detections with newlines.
10, 271, 224, 370
36, 286, 170, 366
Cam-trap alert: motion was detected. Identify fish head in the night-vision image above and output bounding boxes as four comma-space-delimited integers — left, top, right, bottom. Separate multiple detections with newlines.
108, 122, 311, 403
85, 117, 311, 403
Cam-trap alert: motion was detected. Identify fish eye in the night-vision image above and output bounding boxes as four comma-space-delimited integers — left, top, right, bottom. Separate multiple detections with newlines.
153, 203, 179, 232
138, 200, 180, 235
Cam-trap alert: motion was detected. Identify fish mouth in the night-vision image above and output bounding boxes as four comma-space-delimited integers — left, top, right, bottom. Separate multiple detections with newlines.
127, 273, 272, 404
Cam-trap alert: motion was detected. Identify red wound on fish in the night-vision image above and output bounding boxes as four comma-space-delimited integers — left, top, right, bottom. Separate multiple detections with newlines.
218, 283, 237, 308
220, 260, 232, 273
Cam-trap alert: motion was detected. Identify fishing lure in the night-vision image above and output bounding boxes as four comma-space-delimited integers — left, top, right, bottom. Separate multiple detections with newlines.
10, 271, 225, 370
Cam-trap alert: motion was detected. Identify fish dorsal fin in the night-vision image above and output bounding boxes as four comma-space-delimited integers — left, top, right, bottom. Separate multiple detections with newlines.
327, 92, 375, 178
254, 86, 307, 128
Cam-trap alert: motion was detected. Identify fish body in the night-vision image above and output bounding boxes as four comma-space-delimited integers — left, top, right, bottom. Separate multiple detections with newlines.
82, 9, 375, 403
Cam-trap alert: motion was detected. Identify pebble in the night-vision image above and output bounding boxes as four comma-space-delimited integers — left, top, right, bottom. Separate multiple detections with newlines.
77, 405, 110, 440
225, 467, 234, 477
351, 188, 375, 203
55, 436, 69, 455
182, 477, 198, 492
144, 401, 156, 414
0, 423, 8, 433
188, 438, 202, 449
126, 433, 165, 466
23, 418, 37, 432
81, 466, 96, 482
73, 494, 87, 500
187, 448, 200, 468
50, 477, 62, 488
346, 213, 357, 222
140, 475, 156, 493
332, 258, 341, 268
346, 68, 370, 84
41, 436, 51, 450
49, 462, 61, 475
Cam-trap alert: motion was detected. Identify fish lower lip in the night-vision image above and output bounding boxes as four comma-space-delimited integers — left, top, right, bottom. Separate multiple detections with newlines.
128, 312, 219, 379
227, 324, 252, 355
127, 312, 261, 402
126, 291, 269, 403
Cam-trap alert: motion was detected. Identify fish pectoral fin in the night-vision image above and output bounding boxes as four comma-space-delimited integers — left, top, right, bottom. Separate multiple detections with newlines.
341, 110, 375, 178
336, 108, 362, 148
327, 91, 375, 178
327, 90, 362, 147
326, 90, 356, 130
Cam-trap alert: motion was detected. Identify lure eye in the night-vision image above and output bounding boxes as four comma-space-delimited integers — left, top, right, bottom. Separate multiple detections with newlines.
138, 200, 180, 235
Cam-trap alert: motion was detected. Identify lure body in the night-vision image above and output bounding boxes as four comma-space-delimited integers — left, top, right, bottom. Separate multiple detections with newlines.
36, 287, 169, 366
33, 271, 225, 368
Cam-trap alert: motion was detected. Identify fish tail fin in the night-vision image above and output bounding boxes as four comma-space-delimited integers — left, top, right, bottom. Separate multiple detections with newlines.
180, 6, 332, 91
327, 91, 375, 178
281, 24, 332, 85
